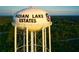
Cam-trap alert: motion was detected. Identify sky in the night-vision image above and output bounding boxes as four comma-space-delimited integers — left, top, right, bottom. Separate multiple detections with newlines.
0, 6, 79, 16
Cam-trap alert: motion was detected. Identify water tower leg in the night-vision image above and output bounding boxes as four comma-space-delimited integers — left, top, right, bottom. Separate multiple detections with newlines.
42, 28, 45, 52
14, 26, 17, 52
49, 26, 51, 52
23, 30, 25, 52
44, 28, 47, 52
26, 28, 28, 52
34, 32, 36, 52
31, 31, 34, 52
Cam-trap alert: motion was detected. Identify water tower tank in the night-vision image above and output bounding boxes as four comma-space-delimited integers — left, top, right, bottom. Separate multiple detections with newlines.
13, 8, 52, 31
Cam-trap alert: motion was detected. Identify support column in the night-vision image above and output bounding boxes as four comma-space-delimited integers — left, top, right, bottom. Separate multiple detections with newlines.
14, 26, 17, 52
49, 26, 51, 52
26, 28, 28, 52
42, 28, 45, 52
44, 28, 47, 52
31, 31, 34, 52
23, 30, 25, 52
34, 32, 36, 52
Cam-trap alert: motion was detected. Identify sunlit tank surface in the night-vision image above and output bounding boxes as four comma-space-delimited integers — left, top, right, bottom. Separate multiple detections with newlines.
13, 8, 52, 31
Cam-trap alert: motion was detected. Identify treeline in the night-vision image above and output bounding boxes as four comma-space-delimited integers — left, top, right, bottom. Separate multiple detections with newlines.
0, 16, 14, 52
51, 16, 79, 52
0, 16, 79, 52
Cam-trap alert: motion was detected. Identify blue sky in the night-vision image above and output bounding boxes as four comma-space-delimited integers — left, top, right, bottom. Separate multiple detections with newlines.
0, 6, 79, 16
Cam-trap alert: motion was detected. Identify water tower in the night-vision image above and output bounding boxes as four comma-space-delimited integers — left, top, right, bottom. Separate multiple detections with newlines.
13, 7, 52, 52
